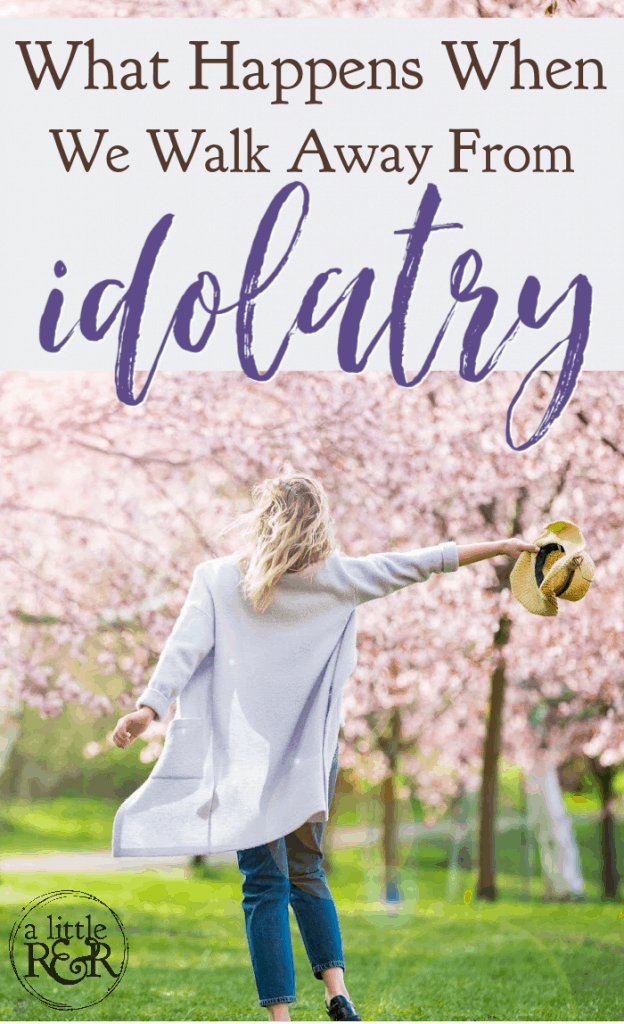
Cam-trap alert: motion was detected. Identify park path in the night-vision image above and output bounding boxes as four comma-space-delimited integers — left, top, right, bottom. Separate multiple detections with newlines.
0, 816, 530, 874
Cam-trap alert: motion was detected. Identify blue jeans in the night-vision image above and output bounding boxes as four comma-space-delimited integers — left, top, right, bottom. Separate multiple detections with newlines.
236, 743, 344, 1007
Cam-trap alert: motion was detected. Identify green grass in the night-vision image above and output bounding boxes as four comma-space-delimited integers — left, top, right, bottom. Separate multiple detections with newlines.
1, 845, 623, 1022
0, 798, 118, 854
0, 796, 368, 855
2, 794, 621, 872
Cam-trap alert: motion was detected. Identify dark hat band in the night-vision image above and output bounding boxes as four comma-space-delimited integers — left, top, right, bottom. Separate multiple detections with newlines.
534, 543, 565, 587
534, 542, 576, 597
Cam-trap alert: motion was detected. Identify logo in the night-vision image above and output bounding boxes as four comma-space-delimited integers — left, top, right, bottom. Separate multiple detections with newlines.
9, 890, 129, 1011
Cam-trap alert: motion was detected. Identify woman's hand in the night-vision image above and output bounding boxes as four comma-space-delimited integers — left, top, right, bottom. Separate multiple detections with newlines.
112, 706, 156, 749
499, 538, 540, 559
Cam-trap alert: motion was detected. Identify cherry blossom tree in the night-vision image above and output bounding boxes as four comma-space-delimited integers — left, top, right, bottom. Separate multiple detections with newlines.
324, 370, 624, 899
2, 369, 623, 900
502, 374, 624, 898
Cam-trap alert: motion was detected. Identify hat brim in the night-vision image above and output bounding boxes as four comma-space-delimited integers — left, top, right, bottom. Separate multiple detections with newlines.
510, 551, 559, 616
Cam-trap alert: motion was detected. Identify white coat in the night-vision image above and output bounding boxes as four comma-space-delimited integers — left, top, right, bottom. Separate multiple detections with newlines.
112, 542, 458, 856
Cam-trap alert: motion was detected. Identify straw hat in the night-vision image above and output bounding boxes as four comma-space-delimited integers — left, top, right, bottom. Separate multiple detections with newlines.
510, 520, 595, 617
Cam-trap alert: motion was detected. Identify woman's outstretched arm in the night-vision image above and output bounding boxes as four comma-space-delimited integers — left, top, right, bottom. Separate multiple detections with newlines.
339, 537, 539, 606
457, 538, 539, 566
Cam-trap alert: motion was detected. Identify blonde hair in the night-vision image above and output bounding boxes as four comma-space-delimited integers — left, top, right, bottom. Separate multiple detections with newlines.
233, 472, 335, 612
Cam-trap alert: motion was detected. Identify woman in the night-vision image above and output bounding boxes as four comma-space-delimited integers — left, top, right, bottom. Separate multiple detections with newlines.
112, 472, 538, 1023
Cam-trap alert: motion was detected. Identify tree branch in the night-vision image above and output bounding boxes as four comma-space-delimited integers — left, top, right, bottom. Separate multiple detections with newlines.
1, 502, 153, 547
541, 458, 572, 518
577, 410, 624, 460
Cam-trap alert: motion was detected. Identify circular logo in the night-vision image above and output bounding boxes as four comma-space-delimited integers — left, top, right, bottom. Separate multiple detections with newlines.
9, 890, 129, 1011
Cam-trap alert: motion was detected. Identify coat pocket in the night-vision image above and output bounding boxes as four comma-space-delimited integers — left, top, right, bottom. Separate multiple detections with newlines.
151, 718, 206, 779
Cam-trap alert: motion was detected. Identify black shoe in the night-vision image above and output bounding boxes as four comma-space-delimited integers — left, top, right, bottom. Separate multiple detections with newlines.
325, 994, 362, 1021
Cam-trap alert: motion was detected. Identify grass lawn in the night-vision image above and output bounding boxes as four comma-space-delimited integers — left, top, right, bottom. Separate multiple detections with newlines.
0, 798, 118, 855
1, 842, 623, 1023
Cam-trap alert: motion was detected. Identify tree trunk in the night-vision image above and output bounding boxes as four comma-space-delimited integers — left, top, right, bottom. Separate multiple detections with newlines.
380, 706, 402, 901
0, 672, 21, 782
526, 761, 585, 900
380, 773, 400, 899
590, 758, 620, 900
477, 616, 511, 901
